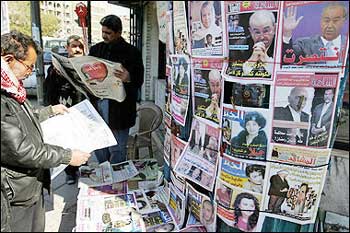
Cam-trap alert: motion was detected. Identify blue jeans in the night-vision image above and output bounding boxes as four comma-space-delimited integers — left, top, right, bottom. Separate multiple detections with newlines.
95, 99, 130, 164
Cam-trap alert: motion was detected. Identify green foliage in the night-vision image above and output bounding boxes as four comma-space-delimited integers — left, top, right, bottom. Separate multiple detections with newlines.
8, 1, 60, 37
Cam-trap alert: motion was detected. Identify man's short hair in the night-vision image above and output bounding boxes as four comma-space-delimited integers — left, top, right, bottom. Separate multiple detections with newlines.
1, 30, 42, 60
323, 2, 348, 19
67, 35, 82, 46
249, 10, 276, 27
100, 15, 123, 33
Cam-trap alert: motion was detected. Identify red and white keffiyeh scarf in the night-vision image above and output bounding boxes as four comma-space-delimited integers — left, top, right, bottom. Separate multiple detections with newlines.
1, 57, 27, 103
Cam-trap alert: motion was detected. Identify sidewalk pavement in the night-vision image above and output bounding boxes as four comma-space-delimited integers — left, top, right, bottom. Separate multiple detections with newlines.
44, 137, 164, 232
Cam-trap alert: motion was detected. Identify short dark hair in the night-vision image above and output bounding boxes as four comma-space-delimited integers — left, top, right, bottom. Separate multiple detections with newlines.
1, 30, 42, 60
100, 15, 123, 33
241, 111, 266, 128
245, 165, 265, 178
66, 35, 82, 46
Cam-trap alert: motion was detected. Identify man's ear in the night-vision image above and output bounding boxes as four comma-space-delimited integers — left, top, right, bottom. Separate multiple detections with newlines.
2, 54, 15, 63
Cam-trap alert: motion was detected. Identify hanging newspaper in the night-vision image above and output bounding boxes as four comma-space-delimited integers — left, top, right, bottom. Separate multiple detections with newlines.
221, 104, 271, 161
51, 53, 126, 102
173, 1, 190, 55
171, 55, 191, 126
186, 183, 217, 232
224, 1, 280, 79
190, 1, 224, 57
262, 162, 328, 225
192, 57, 223, 125
76, 194, 144, 232
170, 135, 187, 170
215, 177, 263, 231
272, 72, 339, 148
174, 118, 220, 191
280, 1, 349, 74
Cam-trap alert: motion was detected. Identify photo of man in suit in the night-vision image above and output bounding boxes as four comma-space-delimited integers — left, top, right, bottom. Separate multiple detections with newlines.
268, 170, 290, 213
309, 88, 335, 147
273, 87, 310, 145
282, 2, 348, 66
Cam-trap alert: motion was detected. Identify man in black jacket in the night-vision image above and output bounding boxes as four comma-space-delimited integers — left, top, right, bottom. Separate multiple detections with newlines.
89, 15, 144, 164
44, 35, 86, 184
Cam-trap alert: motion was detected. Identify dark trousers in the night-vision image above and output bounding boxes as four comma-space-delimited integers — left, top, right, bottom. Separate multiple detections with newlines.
9, 194, 45, 232
64, 165, 79, 176
268, 195, 285, 213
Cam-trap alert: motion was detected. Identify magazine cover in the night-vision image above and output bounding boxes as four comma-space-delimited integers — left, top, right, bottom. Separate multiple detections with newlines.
262, 162, 328, 224
221, 105, 271, 160
215, 178, 263, 231
224, 1, 280, 79
171, 55, 191, 126
168, 183, 186, 229
173, 1, 190, 55
272, 72, 339, 148
280, 1, 349, 73
192, 57, 223, 125
190, 1, 224, 57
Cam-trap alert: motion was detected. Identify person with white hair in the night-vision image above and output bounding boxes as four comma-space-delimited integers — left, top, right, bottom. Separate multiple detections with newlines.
268, 169, 290, 213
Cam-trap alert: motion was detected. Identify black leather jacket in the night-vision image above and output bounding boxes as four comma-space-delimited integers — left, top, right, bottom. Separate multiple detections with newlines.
1, 91, 72, 207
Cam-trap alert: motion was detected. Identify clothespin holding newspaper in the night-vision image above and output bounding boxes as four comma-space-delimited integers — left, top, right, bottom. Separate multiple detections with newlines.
74, 2, 89, 55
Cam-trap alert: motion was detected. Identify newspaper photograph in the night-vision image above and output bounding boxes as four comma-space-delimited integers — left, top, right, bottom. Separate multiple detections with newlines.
165, 65, 172, 115
52, 53, 126, 102
127, 159, 159, 192
280, 1, 349, 72
166, 11, 174, 66
142, 201, 177, 232
111, 160, 139, 183
272, 72, 339, 147
217, 154, 266, 195
168, 183, 186, 228
215, 178, 263, 231
170, 135, 187, 170
78, 161, 113, 188
41, 99, 117, 154
192, 57, 223, 125
76, 194, 144, 232
171, 55, 191, 126
173, 1, 190, 55
190, 1, 224, 57
186, 183, 217, 232
133, 189, 154, 214
263, 162, 328, 224
223, 79, 271, 109
224, 1, 280, 79
174, 118, 220, 191
78, 181, 128, 198
270, 144, 331, 167
221, 104, 271, 160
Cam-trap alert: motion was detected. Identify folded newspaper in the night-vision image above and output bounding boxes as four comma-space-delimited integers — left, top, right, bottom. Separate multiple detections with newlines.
51, 53, 126, 102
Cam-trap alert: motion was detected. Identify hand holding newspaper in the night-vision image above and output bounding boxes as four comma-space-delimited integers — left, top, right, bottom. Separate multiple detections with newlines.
40, 100, 117, 179
51, 53, 126, 102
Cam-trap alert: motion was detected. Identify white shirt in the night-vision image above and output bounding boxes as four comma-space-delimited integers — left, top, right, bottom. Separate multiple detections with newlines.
288, 105, 302, 138
316, 102, 332, 129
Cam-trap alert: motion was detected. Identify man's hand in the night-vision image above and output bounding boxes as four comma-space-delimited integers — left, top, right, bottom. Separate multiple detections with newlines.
52, 104, 69, 115
113, 65, 130, 83
284, 6, 303, 38
248, 42, 268, 63
69, 149, 91, 166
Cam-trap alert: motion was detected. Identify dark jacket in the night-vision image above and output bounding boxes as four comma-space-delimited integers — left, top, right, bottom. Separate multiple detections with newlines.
1, 91, 72, 207
43, 65, 84, 107
1, 168, 11, 232
268, 174, 289, 198
89, 38, 144, 130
